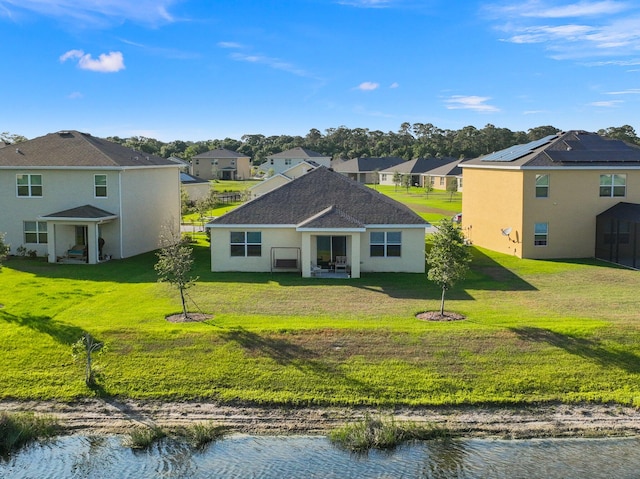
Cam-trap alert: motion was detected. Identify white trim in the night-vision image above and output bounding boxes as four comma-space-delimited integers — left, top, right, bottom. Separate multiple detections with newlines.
297, 227, 366, 232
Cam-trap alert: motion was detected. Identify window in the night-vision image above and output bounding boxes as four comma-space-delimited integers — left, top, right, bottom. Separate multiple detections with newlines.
534, 223, 548, 246
600, 174, 626, 197
285, 159, 292, 166
16, 174, 42, 197
439, 177, 445, 186
381, 174, 387, 181
24, 221, 47, 244
94, 175, 107, 197
195, 159, 200, 165
230, 231, 261, 257
370, 231, 401, 257
535, 174, 549, 198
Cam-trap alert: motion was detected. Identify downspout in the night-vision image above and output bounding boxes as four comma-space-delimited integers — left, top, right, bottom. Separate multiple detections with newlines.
119, 170, 124, 259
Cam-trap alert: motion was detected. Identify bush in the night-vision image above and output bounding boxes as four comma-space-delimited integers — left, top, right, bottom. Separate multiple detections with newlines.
123, 425, 166, 449
178, 422, 226, 449
0, 412, 59, 456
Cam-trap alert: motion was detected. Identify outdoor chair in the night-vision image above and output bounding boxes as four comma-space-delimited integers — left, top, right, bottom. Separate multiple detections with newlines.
335, 256, 347, 272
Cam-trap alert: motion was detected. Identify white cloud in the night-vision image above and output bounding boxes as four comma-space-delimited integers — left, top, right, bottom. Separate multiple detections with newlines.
1, 0, 176, 27
218, 41, 244, 49
606, 88, 640, 94
336, 0, 395, 8
229, 52, 313, 78
67, 91, 83, 99
589, 100, 623, 106
444, 95, 500, 112
356, 82, 380, 91
60, 50, 125, 73
389, 82, 400, 88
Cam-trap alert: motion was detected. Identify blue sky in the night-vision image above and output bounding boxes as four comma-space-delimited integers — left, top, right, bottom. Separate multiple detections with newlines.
2, 0, 640, 142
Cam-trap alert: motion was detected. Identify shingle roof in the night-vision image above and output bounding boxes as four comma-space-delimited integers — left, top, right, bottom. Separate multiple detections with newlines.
333, 157, 405, 173
378, 157, 459, 174
193, 148, 249, 159
267, 147, 328, 159
209, 167, 427, 227
0, 130, 178, 168
424, 159, 465, 176
464, 131, 640, 169
41, 204, 117, 219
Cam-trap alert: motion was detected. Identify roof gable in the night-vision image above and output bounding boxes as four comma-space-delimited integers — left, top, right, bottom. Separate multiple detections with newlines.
193, 148, 249, 159
334, 157, 405, 173
210, 167, 427, 227
0, 130, 177, 168
267, 147, 328, 159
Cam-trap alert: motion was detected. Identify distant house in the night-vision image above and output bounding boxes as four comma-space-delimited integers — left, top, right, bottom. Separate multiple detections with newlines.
168, 156, 190, 173
191, 148, 251, 180
249, 160, 320, 199
461, 130, 640, 266
377, 157, 458, 188
334, 157, 405, 184
0, 130, 181, 264
207, 167, 428, 278
421, 159, 465, 192
262, 147, 331, 175
180, 172, 211, 203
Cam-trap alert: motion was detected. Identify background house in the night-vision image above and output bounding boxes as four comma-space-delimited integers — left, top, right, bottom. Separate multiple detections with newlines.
0, 130, 181, 264
461, 130, 640, 263
421, 158, 465, 192
249, 160, 320, 199
180, 172, 211, 204
208, 167, 428, 278
377, 157, 459, 188
191, 148, 251, 180
334, 157, 404, 184
261, 147, 331, 175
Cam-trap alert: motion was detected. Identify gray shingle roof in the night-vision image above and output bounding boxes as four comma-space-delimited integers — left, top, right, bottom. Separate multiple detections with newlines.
378, 157, 459, 174
464, 130, 640, 168
0, 130, 178, 168
267, 147, 328, 159
424, 159, 465, 176
193, 148, 249, 159
333, 157, 405, 173
209, 167, 427, 227
41, 204, 117, 219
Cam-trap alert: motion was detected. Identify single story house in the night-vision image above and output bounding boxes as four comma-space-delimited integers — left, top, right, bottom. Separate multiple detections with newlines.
207, 167, 428, 278
334, 157, 405, 184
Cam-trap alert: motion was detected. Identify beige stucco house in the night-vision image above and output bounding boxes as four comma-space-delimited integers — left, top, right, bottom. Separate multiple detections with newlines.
249, 160, 320, 199
0, 130, 181, 264
180, 172, 211, 203
207, 167, 428, 278
461, 130, 640, 266
334, 157, 405, 184
191, 148, 251, 180
261, 147, 331, 175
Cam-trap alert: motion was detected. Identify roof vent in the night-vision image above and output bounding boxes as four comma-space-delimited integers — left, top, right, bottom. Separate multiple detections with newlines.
16, 148, 21, 154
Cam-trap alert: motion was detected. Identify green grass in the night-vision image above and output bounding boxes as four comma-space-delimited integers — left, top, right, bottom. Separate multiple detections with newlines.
0, 412, 59, 456
369, 185, 461, 222
1, 243, 640, 407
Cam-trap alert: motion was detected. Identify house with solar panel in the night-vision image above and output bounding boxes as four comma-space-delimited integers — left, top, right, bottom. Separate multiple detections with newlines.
461, 130, 640, 268
191, 148, 251, 180
0, 130, 181, 264
207, 166, 428, 278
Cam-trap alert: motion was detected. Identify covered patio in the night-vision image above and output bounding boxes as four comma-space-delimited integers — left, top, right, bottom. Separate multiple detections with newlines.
39, 205, 118, 264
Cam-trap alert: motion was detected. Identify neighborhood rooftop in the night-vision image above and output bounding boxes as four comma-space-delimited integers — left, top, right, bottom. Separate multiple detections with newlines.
0, 130, 177, 168
209, 166, 427, 227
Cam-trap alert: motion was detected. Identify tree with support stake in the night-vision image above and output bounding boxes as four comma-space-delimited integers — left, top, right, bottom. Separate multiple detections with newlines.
426, 218, 472, 317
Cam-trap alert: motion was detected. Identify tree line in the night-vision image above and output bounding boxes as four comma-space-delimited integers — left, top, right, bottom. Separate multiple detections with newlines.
3, 124, 639, 165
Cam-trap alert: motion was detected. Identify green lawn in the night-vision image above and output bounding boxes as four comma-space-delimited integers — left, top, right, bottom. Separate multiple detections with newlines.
370, 185, 461, 222
1, 241, 639, 407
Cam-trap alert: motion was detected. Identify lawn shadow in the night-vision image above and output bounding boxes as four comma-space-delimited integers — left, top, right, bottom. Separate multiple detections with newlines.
0, 310, 87, 345
220, 327, 384, 399
463, 249, 537, 292
511, 326, 640, 374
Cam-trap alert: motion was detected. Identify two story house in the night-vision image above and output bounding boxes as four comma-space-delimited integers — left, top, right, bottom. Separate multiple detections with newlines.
0, 130, 181, 264
461, 130, 640, 267
191, 148, 251, 180
262, 147, 331, 175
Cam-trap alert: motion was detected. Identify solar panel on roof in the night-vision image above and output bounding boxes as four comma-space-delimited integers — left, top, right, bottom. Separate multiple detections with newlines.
480, 134, 557, 162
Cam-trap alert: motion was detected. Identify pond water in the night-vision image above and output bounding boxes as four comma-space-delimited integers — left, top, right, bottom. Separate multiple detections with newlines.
2, 434, 640, 478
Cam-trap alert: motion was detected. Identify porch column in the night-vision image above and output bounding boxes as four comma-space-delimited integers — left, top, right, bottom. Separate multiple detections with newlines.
301, 232, 312, 277
46, 222, 56, 263
350, 233, 361, 278
87, 223, 99, 265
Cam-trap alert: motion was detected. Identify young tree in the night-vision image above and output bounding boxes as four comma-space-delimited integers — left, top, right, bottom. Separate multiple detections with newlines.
426, 218, 472, 316
72, 332, 103, 387
424, 176, 433, 198
0, 233, 9, 270
402, 174, 412, 192
154, 227, 198, 320
392, 171, 402, 191
446, 178, 458, 201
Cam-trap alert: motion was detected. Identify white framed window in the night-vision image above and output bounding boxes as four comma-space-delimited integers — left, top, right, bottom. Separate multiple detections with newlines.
230, 231, 262, 257
535, 174, 549, 198
24, 221, 48, 244
16, 174, 42, 197
285, 159, 292, 165
534, 223, 548, 246
600, 174, 626, 197
370, 231, 402, 257
94, 174, 107, 197
439, 177, 445, 186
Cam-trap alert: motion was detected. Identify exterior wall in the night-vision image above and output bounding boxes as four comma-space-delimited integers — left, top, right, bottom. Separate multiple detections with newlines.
0, 168, 122, 258
462, 168, 525, 257
360, 227, 426, 273
183, 182, 211, 203
282, 162, 315, 179
119, 167, 181, 258
210, 227, 300, 272
250, 175, 290, 198
520, 169, 640, 259
191, 156, 251, 180
265, 157, 331, 175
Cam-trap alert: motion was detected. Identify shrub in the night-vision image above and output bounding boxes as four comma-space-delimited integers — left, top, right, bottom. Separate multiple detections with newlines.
123, 425, 166, 449
179, 422, 226, 449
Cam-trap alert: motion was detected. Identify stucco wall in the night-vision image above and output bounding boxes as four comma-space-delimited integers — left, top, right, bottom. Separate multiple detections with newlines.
360, 227, 426, 273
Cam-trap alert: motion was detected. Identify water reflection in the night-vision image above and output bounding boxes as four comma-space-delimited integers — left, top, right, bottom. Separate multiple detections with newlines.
2, 434, 640, 479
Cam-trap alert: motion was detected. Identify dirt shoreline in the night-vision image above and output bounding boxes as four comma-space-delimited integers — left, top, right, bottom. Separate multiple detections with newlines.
2, 400, 640, 439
